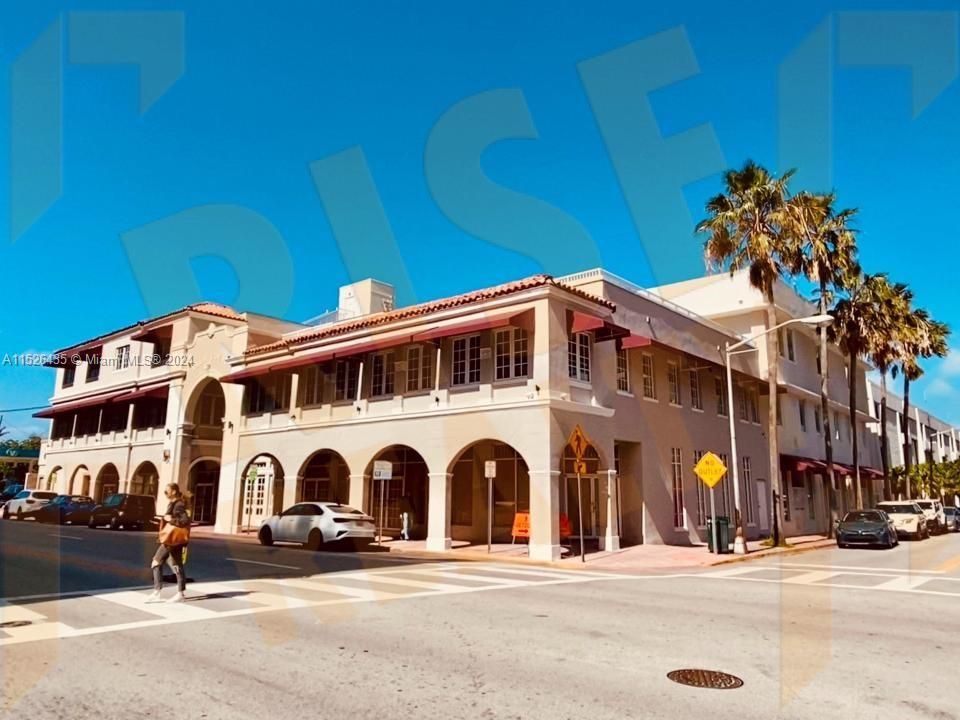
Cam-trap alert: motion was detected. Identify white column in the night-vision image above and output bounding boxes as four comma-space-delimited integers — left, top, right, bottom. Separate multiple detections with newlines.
529, 469, 561, 561
348, 474, 369, 513
283, 474, 299, 509
426, 472, 452, 551
600, 469, 621, 551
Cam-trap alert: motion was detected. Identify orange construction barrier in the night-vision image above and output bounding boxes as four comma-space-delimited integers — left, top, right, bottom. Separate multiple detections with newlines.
511, 511, 573, 539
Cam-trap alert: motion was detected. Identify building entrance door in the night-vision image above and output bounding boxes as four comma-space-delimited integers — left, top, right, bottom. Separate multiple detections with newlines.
193, 482, 215, 524
563, 475, 600, 537
757, 480, 770, 533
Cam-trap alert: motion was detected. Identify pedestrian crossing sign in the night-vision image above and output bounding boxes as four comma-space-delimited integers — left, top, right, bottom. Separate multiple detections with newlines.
694, 451, 727, 488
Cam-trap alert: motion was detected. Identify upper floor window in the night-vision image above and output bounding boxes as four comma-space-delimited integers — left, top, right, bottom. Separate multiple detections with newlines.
748, 388, 760, 423
567, 332, 591, 383
736, 387, 749, 421
246, 373, 291, 415
776, 396, 783, 426
406, 345, 433, 393
116, 345, 130, 370
798, 399, 807, 431
616, 348, 630, 393
715, 376, 727, 416
814, 406, 822, 433
335, 360, 361, 402
778, 328, 796, 362
371, 352, 396, 397
667, 362, 681, 406
300, 365, 323, 406
689, 370, 702, 410
641, 354, 656, 399
85, 350, 101, 383
786, 329, 796, 361
453, 335, 482, 386
62, 363, 76, 388
834, 411, 841, 441
495, 328, 529, 381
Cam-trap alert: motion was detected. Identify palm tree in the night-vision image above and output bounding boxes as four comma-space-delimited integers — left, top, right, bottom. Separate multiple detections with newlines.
698, 160, 794, 545
785, 192, 858, 534
897, 309, 950, 498
830, 272, 897, 508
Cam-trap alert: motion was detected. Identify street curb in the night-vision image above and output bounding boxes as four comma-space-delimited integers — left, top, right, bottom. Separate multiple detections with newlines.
709, 539, 836, 566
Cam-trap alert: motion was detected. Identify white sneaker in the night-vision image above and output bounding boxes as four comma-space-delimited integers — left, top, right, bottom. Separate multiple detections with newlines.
145, 589, 163, 603
166, 592, 186, 604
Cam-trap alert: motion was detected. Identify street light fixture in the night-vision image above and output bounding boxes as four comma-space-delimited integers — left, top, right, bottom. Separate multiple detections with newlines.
724, 314, 834, 554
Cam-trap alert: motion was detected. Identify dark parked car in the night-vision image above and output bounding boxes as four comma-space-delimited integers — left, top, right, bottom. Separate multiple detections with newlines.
0, 483, 24, 507
34, 495, 96, 525
88, 494, 158, 530
836, 510, 899, 549
944, 507, 960, 533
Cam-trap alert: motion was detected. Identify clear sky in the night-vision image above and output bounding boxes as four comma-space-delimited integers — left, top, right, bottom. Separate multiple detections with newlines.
2, 0, 959, 437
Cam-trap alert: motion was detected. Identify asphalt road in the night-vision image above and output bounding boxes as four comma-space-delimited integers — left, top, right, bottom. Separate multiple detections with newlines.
2, 518, 959, 720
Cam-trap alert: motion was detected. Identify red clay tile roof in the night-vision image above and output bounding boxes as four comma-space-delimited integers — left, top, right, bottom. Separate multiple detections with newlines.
245, 274, 614, 357
52, 303, 244, 355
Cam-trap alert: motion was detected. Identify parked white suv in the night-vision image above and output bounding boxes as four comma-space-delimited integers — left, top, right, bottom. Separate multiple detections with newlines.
2, 490, 58, 520
914, 499, 946, 534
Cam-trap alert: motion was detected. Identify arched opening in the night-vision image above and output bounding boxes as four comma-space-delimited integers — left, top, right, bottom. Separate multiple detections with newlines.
70, 466, 90, 495
47, 467, 62, 492
298, 450, 350, 504
188, 459, 221, 524
561, 440, 602, 540
365, 446, 429, 540
188, 379, 226, 441
238, 455, 285, 531
130, 461, 160, 498
94, 464, 121, 503
448, 440, 530, 545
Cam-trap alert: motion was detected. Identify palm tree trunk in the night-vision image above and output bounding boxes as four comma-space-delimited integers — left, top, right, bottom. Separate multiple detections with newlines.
818, 289, 837, 537
903, 376, 913, 500
849, 347, 862, 508
879, 371, 891, 499
765, 299, 785, 546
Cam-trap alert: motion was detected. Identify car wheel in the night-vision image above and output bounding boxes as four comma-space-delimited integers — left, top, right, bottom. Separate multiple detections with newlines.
88, 517, 97, 529
1, 507, 8, 520
109, 516, 122, 531
306, 528, 323, 551
837, 541, 846, 549
16, 508, 23, 521
258, 527, 274, 546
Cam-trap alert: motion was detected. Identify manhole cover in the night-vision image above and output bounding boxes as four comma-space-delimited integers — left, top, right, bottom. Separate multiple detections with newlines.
667, 669, 743, 690
0, 620, 32, 629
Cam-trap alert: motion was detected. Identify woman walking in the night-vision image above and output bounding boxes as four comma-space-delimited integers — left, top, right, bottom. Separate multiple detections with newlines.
147, 483, 192, 603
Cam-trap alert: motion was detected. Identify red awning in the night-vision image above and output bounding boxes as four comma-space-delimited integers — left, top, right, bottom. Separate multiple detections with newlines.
118, 384, 170, 402
411, 308, 530, 342
33, 388, 132, 418
569, 310, 630, 343
620, 333, 653, 349
781, 455, 827, 473
131, 323, 172, 344
861, 467, 885, 479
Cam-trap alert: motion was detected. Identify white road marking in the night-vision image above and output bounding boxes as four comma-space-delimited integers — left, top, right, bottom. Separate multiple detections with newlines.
226, 557, 302, 570
0, 604, 47, 624
763, 561, 945, 575
781, 570, 837, 584
258, 576, 404, 601
342, 572, 472, 592
49, 534, 82, 541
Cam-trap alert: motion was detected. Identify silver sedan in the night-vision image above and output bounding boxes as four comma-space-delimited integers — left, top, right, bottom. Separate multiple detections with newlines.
258, 502, 376, 549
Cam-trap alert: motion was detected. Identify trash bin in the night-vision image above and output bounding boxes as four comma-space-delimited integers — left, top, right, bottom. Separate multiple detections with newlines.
707, 516, 731, 554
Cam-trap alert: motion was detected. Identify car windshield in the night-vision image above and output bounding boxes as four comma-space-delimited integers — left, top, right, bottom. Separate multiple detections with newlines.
879, 504, 920, 514
325, 504, 364, 515
103, 494, 124, 507
843, 511, 883, 523
14, 490, 29, 499
35, 492, 57, 500
71, 496, 93, 504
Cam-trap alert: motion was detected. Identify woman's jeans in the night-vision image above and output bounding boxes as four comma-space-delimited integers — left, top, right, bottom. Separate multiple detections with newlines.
152, 544, 186, 592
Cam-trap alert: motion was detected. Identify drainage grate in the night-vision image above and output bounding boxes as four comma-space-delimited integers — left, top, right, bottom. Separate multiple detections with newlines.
0, 620, 33, 629
667, 669, 743, 690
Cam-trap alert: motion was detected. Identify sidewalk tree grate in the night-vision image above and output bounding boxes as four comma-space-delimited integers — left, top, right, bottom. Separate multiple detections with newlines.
667, 669, 743, 690
0, 621, 33, 629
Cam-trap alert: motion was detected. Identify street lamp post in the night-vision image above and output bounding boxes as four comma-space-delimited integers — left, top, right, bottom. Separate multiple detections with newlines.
724, 314, 833, 555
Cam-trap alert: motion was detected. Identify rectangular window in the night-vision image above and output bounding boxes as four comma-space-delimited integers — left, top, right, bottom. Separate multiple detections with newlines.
245, 373, 292, 414
62, 363, 76, 388
689, 370, 702, 410
116, 345, 130, 370
814, 406, 822, 433
798, 399, 807, 432
694, 450, 706, 527
778, 328, 785, 357
371, 352, 396, 397
743, 457, 755, 524
715, 377, 727, 416
667, 362, 681, 405
616, 348, 630, 393
736, 387, 749, 421
300, 365, 323, 406
776, 396, 783, 426
495, 328, 529, 381
748, 388, 760, 424
334, 360, 360, 401
783, 470, 792, 521
85, 350, 101, 383
406, 345, 433, 392
671, 447, 685, 529
567, 332, 591, 383
641, 354, 656, 399
453, 335, 482, 386
786, 329, 796, 362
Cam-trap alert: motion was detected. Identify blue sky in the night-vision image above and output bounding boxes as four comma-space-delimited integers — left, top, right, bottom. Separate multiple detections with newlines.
2, 0, 960, 437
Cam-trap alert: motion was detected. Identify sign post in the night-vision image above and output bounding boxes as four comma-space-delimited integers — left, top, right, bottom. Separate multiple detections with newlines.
485, 460, 497, 553
372, 460, 393, 546
568, 425, 592, 563
693, 451, 728, 554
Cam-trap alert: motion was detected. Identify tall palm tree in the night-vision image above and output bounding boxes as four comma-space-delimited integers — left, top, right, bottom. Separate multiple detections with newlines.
698, 160, 794, 545
897, 309, 950, 498
830, 272, 896, 508
785, 191, 858, 533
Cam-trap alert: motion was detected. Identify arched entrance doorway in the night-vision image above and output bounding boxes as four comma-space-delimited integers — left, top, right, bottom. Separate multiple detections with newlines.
188, 459, 220, 524
448, 440, 530, 544
94, 464, 121, 503
561, 439, 602, 540
365, 446, 429, 540
47, 467, 62, 492
238, 455, 284, 532
71, 466, 90, 496
298, 450, 349, 504
130, 461, 160, 497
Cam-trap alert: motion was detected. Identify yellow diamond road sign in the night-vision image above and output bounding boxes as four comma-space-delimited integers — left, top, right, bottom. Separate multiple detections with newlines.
694, 451, 727, 488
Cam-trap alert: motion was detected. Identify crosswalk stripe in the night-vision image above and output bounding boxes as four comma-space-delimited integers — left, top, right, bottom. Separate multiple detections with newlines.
781, 571, 837, 584
96, 590, 221, 620
257, 577, 404, 601
413, 569, 530, 585
341, 573, 468, 592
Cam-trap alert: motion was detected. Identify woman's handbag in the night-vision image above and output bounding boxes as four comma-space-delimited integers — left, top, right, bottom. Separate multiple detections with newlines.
159, 522, 190, 547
